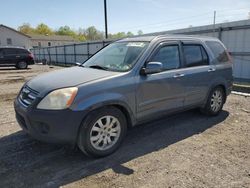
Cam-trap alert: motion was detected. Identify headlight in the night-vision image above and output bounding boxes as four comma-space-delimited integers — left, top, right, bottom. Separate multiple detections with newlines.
37, 87, 78, 110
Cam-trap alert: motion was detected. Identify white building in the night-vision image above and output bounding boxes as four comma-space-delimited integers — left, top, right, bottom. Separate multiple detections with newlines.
0, 24, 76, 49
29, 34, 75, 48
0, 24, 31, 49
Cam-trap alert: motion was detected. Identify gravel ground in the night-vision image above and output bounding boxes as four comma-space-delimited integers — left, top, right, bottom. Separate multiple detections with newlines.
0, 65, 249, 188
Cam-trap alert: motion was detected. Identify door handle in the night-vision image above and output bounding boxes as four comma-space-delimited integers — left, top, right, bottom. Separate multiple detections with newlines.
208, 68, 216, 72
16, 56, 20, 58
173, 73, 185, 78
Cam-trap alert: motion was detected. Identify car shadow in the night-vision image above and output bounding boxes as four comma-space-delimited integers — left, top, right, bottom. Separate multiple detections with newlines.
0, 110, 229, 187
0, 67, 31, 71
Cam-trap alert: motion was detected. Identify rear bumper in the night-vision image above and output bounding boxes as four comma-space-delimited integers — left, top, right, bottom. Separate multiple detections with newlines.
14, 98, 86, 145
28, 60, 35, 65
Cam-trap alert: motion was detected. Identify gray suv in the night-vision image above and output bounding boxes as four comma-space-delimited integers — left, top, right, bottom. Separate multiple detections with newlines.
14, 35, 233, 157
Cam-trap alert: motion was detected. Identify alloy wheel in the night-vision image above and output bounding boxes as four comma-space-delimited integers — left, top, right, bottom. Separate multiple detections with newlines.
210, 90, 223, 112
89, 115, 121, 151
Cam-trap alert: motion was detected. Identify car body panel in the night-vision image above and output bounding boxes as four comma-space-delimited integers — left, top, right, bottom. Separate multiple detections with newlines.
27, 66, 119, 97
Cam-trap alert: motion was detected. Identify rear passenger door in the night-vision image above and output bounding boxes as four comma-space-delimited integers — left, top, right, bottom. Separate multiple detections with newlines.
180, 41, 214, 107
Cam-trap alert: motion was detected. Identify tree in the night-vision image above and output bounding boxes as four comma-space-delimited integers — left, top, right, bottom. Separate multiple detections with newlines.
77, 34, 86, 41
56, 26, 76, 36
18, 23, 35, 34
137, 30, 143, 35
126, 31, 134, 37
84, 26, 104, 40
109, 32, 127, 39
36, 23, 54, 35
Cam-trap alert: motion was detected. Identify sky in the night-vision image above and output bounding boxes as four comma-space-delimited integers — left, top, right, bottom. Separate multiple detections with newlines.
0, 0, 250, 34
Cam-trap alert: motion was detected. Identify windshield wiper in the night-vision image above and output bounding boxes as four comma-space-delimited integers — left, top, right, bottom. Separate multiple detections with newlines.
88, 65, 108, 70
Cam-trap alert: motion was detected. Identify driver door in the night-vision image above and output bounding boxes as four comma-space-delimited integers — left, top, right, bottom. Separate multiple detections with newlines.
136, 41, 185, 120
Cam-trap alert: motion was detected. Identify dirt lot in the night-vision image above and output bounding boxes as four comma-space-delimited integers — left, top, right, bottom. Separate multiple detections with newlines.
0, 65, 249, 188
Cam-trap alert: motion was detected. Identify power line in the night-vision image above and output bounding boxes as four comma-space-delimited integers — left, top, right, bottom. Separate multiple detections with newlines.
111, 7, 250, 33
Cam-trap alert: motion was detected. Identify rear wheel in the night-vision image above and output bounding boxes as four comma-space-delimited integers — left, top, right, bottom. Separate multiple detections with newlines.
16, 61, 28, 69
77, 107, 127, 157
201, 86, 225, 116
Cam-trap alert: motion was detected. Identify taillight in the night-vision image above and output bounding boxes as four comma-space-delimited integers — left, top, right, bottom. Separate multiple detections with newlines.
28, 53, 34, 59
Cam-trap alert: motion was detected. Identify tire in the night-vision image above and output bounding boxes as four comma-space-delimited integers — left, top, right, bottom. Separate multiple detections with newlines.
16, 61, 28, 69
77, 107, 127, 157
201, 86, 225, 116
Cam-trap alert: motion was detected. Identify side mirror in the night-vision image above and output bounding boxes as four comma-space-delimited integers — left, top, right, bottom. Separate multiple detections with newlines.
75, 62, 82, 66
140, 62, 163, 75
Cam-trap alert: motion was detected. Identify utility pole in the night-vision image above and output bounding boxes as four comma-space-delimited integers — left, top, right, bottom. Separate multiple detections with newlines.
104, 0, 108, 39
213, 10, 216, 36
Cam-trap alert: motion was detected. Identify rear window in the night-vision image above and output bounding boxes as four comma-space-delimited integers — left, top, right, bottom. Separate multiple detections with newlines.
205, 41, 229, 63
183, 44, 209, 67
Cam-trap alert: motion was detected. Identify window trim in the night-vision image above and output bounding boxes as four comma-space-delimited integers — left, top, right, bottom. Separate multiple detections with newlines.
181, 42, 210, 68
145, 41, 183, 73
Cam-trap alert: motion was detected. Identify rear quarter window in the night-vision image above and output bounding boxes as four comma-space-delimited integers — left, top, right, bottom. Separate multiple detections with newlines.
205, 41, 229, 63
16, 49, 28, 55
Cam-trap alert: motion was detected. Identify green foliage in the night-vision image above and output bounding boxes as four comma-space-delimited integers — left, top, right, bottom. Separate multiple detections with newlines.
18, 23, 36, 34
126, 31, 134, 37
17, 23, 141, 42
137, 30, 143, 35
36, 23, 54, 35
56, 26, 76, 36
83, 26, 104, 40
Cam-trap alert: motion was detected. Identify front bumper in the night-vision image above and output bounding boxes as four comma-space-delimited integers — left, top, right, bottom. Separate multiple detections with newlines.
14, 98, 85, 145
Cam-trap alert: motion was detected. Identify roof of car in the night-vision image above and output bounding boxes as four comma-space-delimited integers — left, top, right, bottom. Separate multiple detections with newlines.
0, 46, 26, 49
119, 34, 218, 42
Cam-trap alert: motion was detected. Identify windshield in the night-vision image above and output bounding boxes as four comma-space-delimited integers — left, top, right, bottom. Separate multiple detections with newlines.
83, 41, 149, 72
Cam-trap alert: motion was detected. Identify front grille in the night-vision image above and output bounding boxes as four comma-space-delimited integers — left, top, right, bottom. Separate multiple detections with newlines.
18, 86, 39, 107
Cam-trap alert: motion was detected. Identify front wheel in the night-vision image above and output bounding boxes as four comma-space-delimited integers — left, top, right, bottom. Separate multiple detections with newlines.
201, 86, 225, 116
77, 107, 127, 157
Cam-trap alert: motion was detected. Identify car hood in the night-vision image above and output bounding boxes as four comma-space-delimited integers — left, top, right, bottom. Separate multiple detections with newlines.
27, 67, 118, 95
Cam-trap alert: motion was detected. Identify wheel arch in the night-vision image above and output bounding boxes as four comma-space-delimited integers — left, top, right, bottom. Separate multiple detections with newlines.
203, 82, 227, 107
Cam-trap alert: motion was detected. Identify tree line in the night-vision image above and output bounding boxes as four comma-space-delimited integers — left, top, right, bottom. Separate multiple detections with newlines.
18, 23, 143, 41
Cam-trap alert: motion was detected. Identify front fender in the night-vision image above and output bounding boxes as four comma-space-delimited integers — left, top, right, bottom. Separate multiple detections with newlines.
71, 93, 136, 125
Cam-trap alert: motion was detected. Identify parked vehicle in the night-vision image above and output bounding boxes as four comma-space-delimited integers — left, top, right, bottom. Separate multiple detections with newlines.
14, 35, 233, 157
0, 47, 34, 69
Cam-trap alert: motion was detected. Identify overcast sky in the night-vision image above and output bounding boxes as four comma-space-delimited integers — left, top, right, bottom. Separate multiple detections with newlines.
1, 0, 250, 34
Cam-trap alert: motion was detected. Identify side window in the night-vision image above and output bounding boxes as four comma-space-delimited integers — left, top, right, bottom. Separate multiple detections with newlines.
183, 45, 208, 67
151, 45, 180, 70
0, 49, 3, 56
205, 41, 229, 63
3, 49, 16, 55
16, 49, 27, 55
